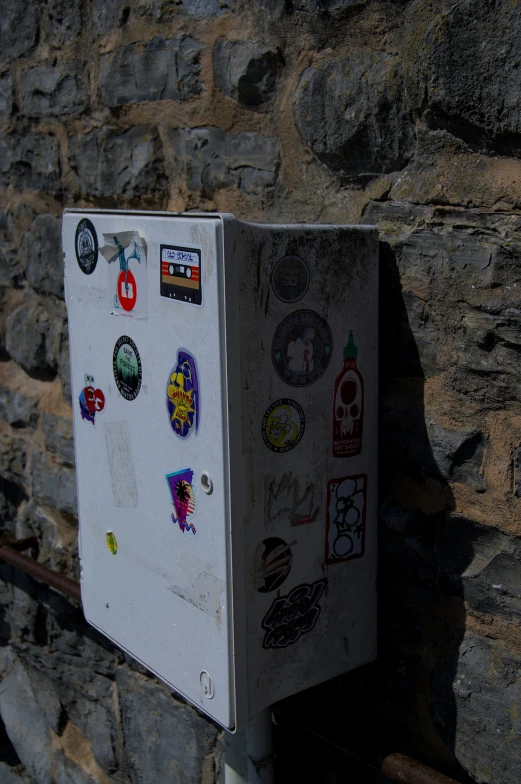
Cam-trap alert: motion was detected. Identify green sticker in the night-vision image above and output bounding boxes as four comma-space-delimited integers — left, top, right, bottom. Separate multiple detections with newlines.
113, 335, 142, 401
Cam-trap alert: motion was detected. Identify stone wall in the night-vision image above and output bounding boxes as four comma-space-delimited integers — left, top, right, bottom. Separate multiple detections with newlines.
0, 0, 520, 782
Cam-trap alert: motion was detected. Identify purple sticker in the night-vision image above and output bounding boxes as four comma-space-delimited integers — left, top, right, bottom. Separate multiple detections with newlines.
166, 349, 200, 439
166, 468, 196, 534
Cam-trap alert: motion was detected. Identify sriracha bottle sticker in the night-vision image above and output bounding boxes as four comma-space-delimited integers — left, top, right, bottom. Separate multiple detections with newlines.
332, 330, 364, 458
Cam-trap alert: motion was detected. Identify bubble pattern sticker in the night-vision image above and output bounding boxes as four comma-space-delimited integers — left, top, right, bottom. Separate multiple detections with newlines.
261, 398, 305, 454
325, 474, 367, 565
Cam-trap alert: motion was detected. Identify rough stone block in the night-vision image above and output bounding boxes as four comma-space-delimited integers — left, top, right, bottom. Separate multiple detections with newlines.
91, 0, 130, 35
16, 499, 76, 574
59, 324, 71, 404
116, 667, 219, 784
432, 632, 521, 784
99, 36, 202, 107
294, 0, 364, 10
0, 242, 22, 288
170, 127, 279, 193
0, 434, 27, 485
404, 0, 521, 156
213, 40, 278, 106
402, 290, 437, 377
21, 214, 63, 298
21, 61, 88, 118
0, 762, 28, 784
0, 661, 56, 784
71, 127, 168, 199
0, 69, 12, 121
428, 424, 485, 490
293, 54, 415, 179
0, 0, 38, 60
515, 446, 521, 498
0, 134, 61, 192
47, 0, 82, 46
43, 412, 74, 465
178, 0, 234, 16
0, 379, 38, 429
5, 303, 61, 377
31, 450, 77, 517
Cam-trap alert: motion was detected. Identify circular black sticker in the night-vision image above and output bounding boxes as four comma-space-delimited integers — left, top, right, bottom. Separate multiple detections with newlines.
271, 255, 310, 303
272, 310, 333, 387
113, 336, 142, 401
261, 398, 305, 454
75, 218, 98, 275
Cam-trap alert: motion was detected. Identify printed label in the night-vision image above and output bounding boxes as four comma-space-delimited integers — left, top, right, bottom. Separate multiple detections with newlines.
167, 349, 200, 439
262, 579, 327, 649
325, 474, 367, 564
253, 538, 295, 593
271, 255, 310, 304
272, 310, 333, 387
113, 336, 142, 401
160, 245, 202, 305
166, 468, 196, 534
261, 399, 305, 454
75, 218, 98, 275
79, 374, 105, 424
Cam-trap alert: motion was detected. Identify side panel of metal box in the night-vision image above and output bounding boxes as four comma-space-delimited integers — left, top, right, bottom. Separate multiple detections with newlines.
234, 222, 379, 717
63, 210, 236, 728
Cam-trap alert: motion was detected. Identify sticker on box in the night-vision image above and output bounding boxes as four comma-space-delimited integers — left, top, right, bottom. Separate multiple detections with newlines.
113, 336, 142, 401
271, 255, 310, 304
261, 399, 305, 454
166, 468, 196, 534
325, 474, 367, 564
332, 330, 364, 458
253, 537, 295, 593
100, 232, 148, 320
262, 578, 327, 649
272, 310, 332, 387
79, 374, 105, 424
160, 245, 202, 305
167, 349, 200, 439
75, 219, 98, 275
265, 473, 320, 527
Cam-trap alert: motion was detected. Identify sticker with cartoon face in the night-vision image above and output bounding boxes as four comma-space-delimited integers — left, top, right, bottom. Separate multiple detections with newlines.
75, 218, 98, 275
79, 374, 105, 424
166, 468, 196, 534
166, 349, 200, 439
272, 310, 333, 387
271, 255, 310, 304
325, 474, 367, 564
261, 399, 305, 454
253, 537, 295, 593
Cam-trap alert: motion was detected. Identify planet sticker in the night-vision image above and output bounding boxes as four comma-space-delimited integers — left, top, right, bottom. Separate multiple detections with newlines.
113, 336, 142, 401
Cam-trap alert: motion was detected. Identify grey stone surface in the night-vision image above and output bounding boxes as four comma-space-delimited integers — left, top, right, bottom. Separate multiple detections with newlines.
0, 0, 38, 61
21, 214, 63, 299
43, 413, 74, 465
16, 500, 76, 574
0, 661, 54, 784
213, 40, 278, 107
433, 632, 521, 784
117, 667, 219, 784
0, 762, 29, 784
91, 0, 130, 35
294, 0, 364, 10
99, 36, 202, 107
178, 0, 234, 16
170, 127, 279, 193
59, 324, 71, 404
71, 127, 168, 199
294, 54, 415, 179
0, 383, 38, 429
0, 242, 23, 288
0, 134, 61, 192
428, 424, 485, 490
31, 450, 77, 517
405, 0, 521, 155
21, 62, 88, 119
401, 290, 437, 377
0, 434, 27, 485
515, 446, 521, 499
47, 0, 82, 47
0, 69, 12, 121
5, 303, 61, 377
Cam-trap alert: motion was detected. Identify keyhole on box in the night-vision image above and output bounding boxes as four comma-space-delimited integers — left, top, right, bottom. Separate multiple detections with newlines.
201, 472, 213, 495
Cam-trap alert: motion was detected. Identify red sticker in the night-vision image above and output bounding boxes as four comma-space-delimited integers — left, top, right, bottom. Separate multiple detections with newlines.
117, 269, 137, 312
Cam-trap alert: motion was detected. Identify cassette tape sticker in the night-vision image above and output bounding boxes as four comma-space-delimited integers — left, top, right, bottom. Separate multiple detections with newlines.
325, 474, 367, 565
160, 245, 202, 305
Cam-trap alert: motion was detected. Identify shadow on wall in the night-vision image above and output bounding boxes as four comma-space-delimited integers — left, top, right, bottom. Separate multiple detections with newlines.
273, 241, 480, 784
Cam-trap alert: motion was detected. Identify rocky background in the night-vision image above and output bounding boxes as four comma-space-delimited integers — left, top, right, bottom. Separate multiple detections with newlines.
0, 0, 520, 782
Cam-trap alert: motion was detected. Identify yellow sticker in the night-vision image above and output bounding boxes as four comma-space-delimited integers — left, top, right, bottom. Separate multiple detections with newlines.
106, 532, 117, 554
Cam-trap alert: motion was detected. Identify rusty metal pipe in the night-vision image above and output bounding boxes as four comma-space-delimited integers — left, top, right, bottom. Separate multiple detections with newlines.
381, 753, 462, 784
0, 545, 81, 602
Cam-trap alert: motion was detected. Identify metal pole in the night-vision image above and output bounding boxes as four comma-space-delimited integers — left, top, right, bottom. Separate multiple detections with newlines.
224, 709, 274, 784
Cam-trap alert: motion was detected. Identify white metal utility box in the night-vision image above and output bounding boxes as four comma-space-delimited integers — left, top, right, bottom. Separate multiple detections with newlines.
63, 210, 378, 731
